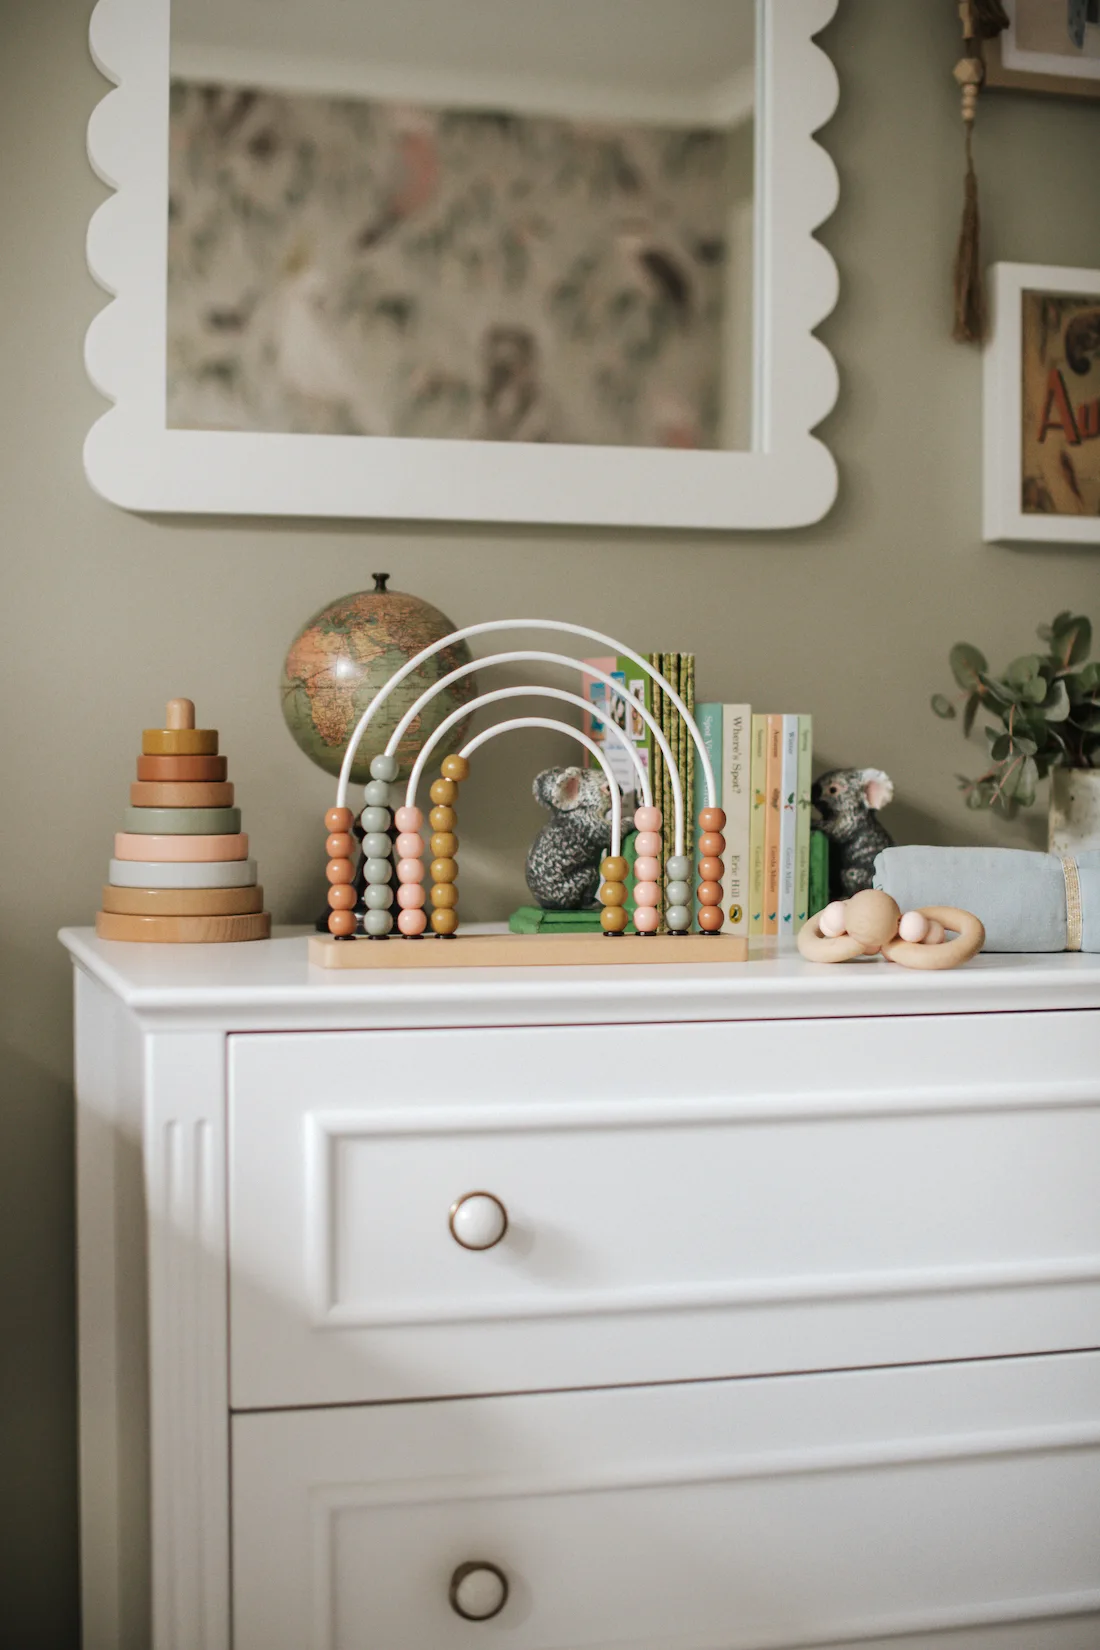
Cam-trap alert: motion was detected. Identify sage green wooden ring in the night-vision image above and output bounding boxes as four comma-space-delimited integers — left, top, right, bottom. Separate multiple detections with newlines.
123, 805, 242, 835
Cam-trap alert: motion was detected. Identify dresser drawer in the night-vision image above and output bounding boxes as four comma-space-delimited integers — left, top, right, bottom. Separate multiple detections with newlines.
227, 1013, 1100, 1409
232, 1350, 1100, 1650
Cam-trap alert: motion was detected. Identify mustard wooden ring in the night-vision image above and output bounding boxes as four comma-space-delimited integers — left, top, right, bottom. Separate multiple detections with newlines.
796, 912, 867, 964
880, 906, 985, 971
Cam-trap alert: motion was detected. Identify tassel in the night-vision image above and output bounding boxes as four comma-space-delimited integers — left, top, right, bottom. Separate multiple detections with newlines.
953, 126, 987, 343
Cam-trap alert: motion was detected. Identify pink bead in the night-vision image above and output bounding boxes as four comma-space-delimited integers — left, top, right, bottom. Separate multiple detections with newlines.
634, 806, 662, 832
634, 855, 660, 882
633, 881, 661, 906
394, 805, 423, 832
633, 906, 659, 933
395, 832, 423, 859
396, 858, 424, 884
634, 831, 661, 857
397, 882, 426, 909
398, 907, 427, 936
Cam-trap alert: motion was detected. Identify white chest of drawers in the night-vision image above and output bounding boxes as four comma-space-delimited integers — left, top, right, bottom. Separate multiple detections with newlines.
62, 930, 1100, 1650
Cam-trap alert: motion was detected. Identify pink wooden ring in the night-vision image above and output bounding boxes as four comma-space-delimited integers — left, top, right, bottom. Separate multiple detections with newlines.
113, 832, 248, 862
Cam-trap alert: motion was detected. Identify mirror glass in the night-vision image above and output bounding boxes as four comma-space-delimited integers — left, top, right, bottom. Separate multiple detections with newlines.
167, 0, 755, 452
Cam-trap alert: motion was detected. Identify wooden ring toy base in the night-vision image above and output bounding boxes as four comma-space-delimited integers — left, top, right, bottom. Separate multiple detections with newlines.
96, 911, 271, 944
101, 885, 264, 917
309, 932, 750, 969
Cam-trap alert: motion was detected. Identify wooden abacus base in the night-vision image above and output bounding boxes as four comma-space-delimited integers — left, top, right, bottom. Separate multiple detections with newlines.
309, 931, 749, 969
96, 911, 271, 944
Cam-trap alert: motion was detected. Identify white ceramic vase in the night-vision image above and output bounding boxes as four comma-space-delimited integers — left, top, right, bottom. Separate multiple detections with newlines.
1048, 767, 1100, 855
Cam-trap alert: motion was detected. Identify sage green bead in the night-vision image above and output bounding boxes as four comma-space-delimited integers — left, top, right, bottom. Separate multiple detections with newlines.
364, 908, 393, 935
365, 885, 393, 910
370, 753, 399, 782
363, 780, 391, 807
362, 832, 392, 859
666, 880, 691, 906
666, 855, 691, 881
364, 858, 393, 884
665, 904, 691, 932
360, 806, 390, 833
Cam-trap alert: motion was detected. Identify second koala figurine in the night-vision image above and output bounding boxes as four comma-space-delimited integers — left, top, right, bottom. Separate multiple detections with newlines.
526, 765, 616, 910
811, 767, 895, 899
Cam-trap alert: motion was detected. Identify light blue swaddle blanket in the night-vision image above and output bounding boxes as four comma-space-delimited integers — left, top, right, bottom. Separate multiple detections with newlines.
873, 846, 1100, 953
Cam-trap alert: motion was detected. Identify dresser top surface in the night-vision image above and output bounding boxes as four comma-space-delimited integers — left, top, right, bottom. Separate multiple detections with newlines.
59, 926, 1100, 1032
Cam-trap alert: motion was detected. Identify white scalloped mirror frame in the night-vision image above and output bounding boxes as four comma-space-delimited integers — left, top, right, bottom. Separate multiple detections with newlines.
84, 0, 839, 529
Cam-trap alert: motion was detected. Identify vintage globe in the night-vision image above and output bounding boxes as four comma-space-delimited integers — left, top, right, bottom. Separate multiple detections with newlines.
280, 575, 477, 784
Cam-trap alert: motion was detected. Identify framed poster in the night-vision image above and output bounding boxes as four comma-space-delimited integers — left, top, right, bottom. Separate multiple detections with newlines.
984, 262, 1100, 545
985, 0, 1100, 98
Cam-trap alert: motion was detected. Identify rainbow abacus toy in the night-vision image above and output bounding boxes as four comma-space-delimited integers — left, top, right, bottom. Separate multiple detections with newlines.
95, 699, 271, 943
309, 621, 748, 969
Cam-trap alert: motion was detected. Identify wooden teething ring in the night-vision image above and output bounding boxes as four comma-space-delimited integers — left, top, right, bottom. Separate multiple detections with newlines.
880, 906, 984, 970
796, 919, 867, 964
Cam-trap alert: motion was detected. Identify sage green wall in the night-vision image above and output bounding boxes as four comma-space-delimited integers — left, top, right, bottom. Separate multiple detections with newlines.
3, 0, 1100, 1640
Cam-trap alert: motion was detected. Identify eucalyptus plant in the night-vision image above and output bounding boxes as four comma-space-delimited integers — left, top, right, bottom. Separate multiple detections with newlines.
931, 612, 1100, 816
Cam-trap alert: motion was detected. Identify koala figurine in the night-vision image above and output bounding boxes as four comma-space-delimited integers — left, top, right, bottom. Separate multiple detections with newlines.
526, 766, 616, 910
811, 767, 895, 900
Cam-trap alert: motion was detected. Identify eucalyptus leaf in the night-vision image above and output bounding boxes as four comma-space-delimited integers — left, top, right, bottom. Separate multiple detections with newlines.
949, 643, 987, 691
1006, 654, 1043, 686
1054, 615, 1092, 668
978, 674, 1022, 705
1015, 755, 1039, 808
1014, 735, 1038, 756
962, 692, 981, 737
1040, 678, 1071, 722
989, 733, 1012, 761
930, 693, 956, 719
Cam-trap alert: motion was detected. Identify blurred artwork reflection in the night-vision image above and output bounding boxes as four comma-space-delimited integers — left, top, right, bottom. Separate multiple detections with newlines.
166, 86, 746, 447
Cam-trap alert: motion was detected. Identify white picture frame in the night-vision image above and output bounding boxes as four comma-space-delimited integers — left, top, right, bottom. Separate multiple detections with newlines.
983, 261, 1100, 546
83, 0, 840, 530
990, 0, 1100, 92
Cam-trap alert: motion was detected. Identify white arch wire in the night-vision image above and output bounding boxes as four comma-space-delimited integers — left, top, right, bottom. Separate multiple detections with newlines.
457, 719, 622, 858
404, 685, 651, 812
383, 651, 676, 831
335, 619, 715, 816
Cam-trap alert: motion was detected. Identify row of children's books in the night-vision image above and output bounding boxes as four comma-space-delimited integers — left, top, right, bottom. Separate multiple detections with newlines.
581, 652, 822, 936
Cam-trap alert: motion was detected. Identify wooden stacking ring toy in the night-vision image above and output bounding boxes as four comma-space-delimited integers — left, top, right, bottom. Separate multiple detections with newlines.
307, 621, 752, 968
96, 701, 271, 943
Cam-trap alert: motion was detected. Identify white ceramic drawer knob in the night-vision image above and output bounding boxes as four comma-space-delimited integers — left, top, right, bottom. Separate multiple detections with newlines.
449, 1561, 509, 1621
449, 1191, 508, 1251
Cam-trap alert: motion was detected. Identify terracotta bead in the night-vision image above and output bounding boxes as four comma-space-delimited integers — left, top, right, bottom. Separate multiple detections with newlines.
430, 831, 458, 858
430, 778, 458, 806
699, 832, 726, 857
326, 832, 355, 859
431, 883, 459, 909
633, 906, 659, 933
698, 807, 727, 833
698, 905, 725, 932
441, 754, 470, 782
697, 880, 723, 907
394, 805, 422, 833
632, 881, 661, 907
396, 858, 424, 884
634, 856, 661, 882
325, 806, 354, 833
698, 857, 723, 882
395, 832, 423, 859
431, 906, 459, 935
430, 857, 458, 884
328, 908, 357, 937
601, 906, 628, 933
398, 908, 427, 936
600, 881, 627, 907
397, 882, 426, 909
634, 832, 661, 858
633, 806, 662, 832
328, 883, 357, 911
429, 805, 457, 832
326, 858, 354, 885
601, 856, 629, 881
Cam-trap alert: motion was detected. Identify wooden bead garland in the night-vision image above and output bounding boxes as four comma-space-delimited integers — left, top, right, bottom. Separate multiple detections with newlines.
696, 807, 726, 933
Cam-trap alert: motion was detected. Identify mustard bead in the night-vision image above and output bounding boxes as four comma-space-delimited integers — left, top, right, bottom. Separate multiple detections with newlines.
430, 778, 457, 806
431, 883, 459, 909
430, 857, 458, 884
429, 805, 457, 832
600, 881, 627, 907
601, 906, 629, 933
431, 907, 459, 935
441, 755, 470, 782
430, 831, 458, 857
601, 856, 629, 881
